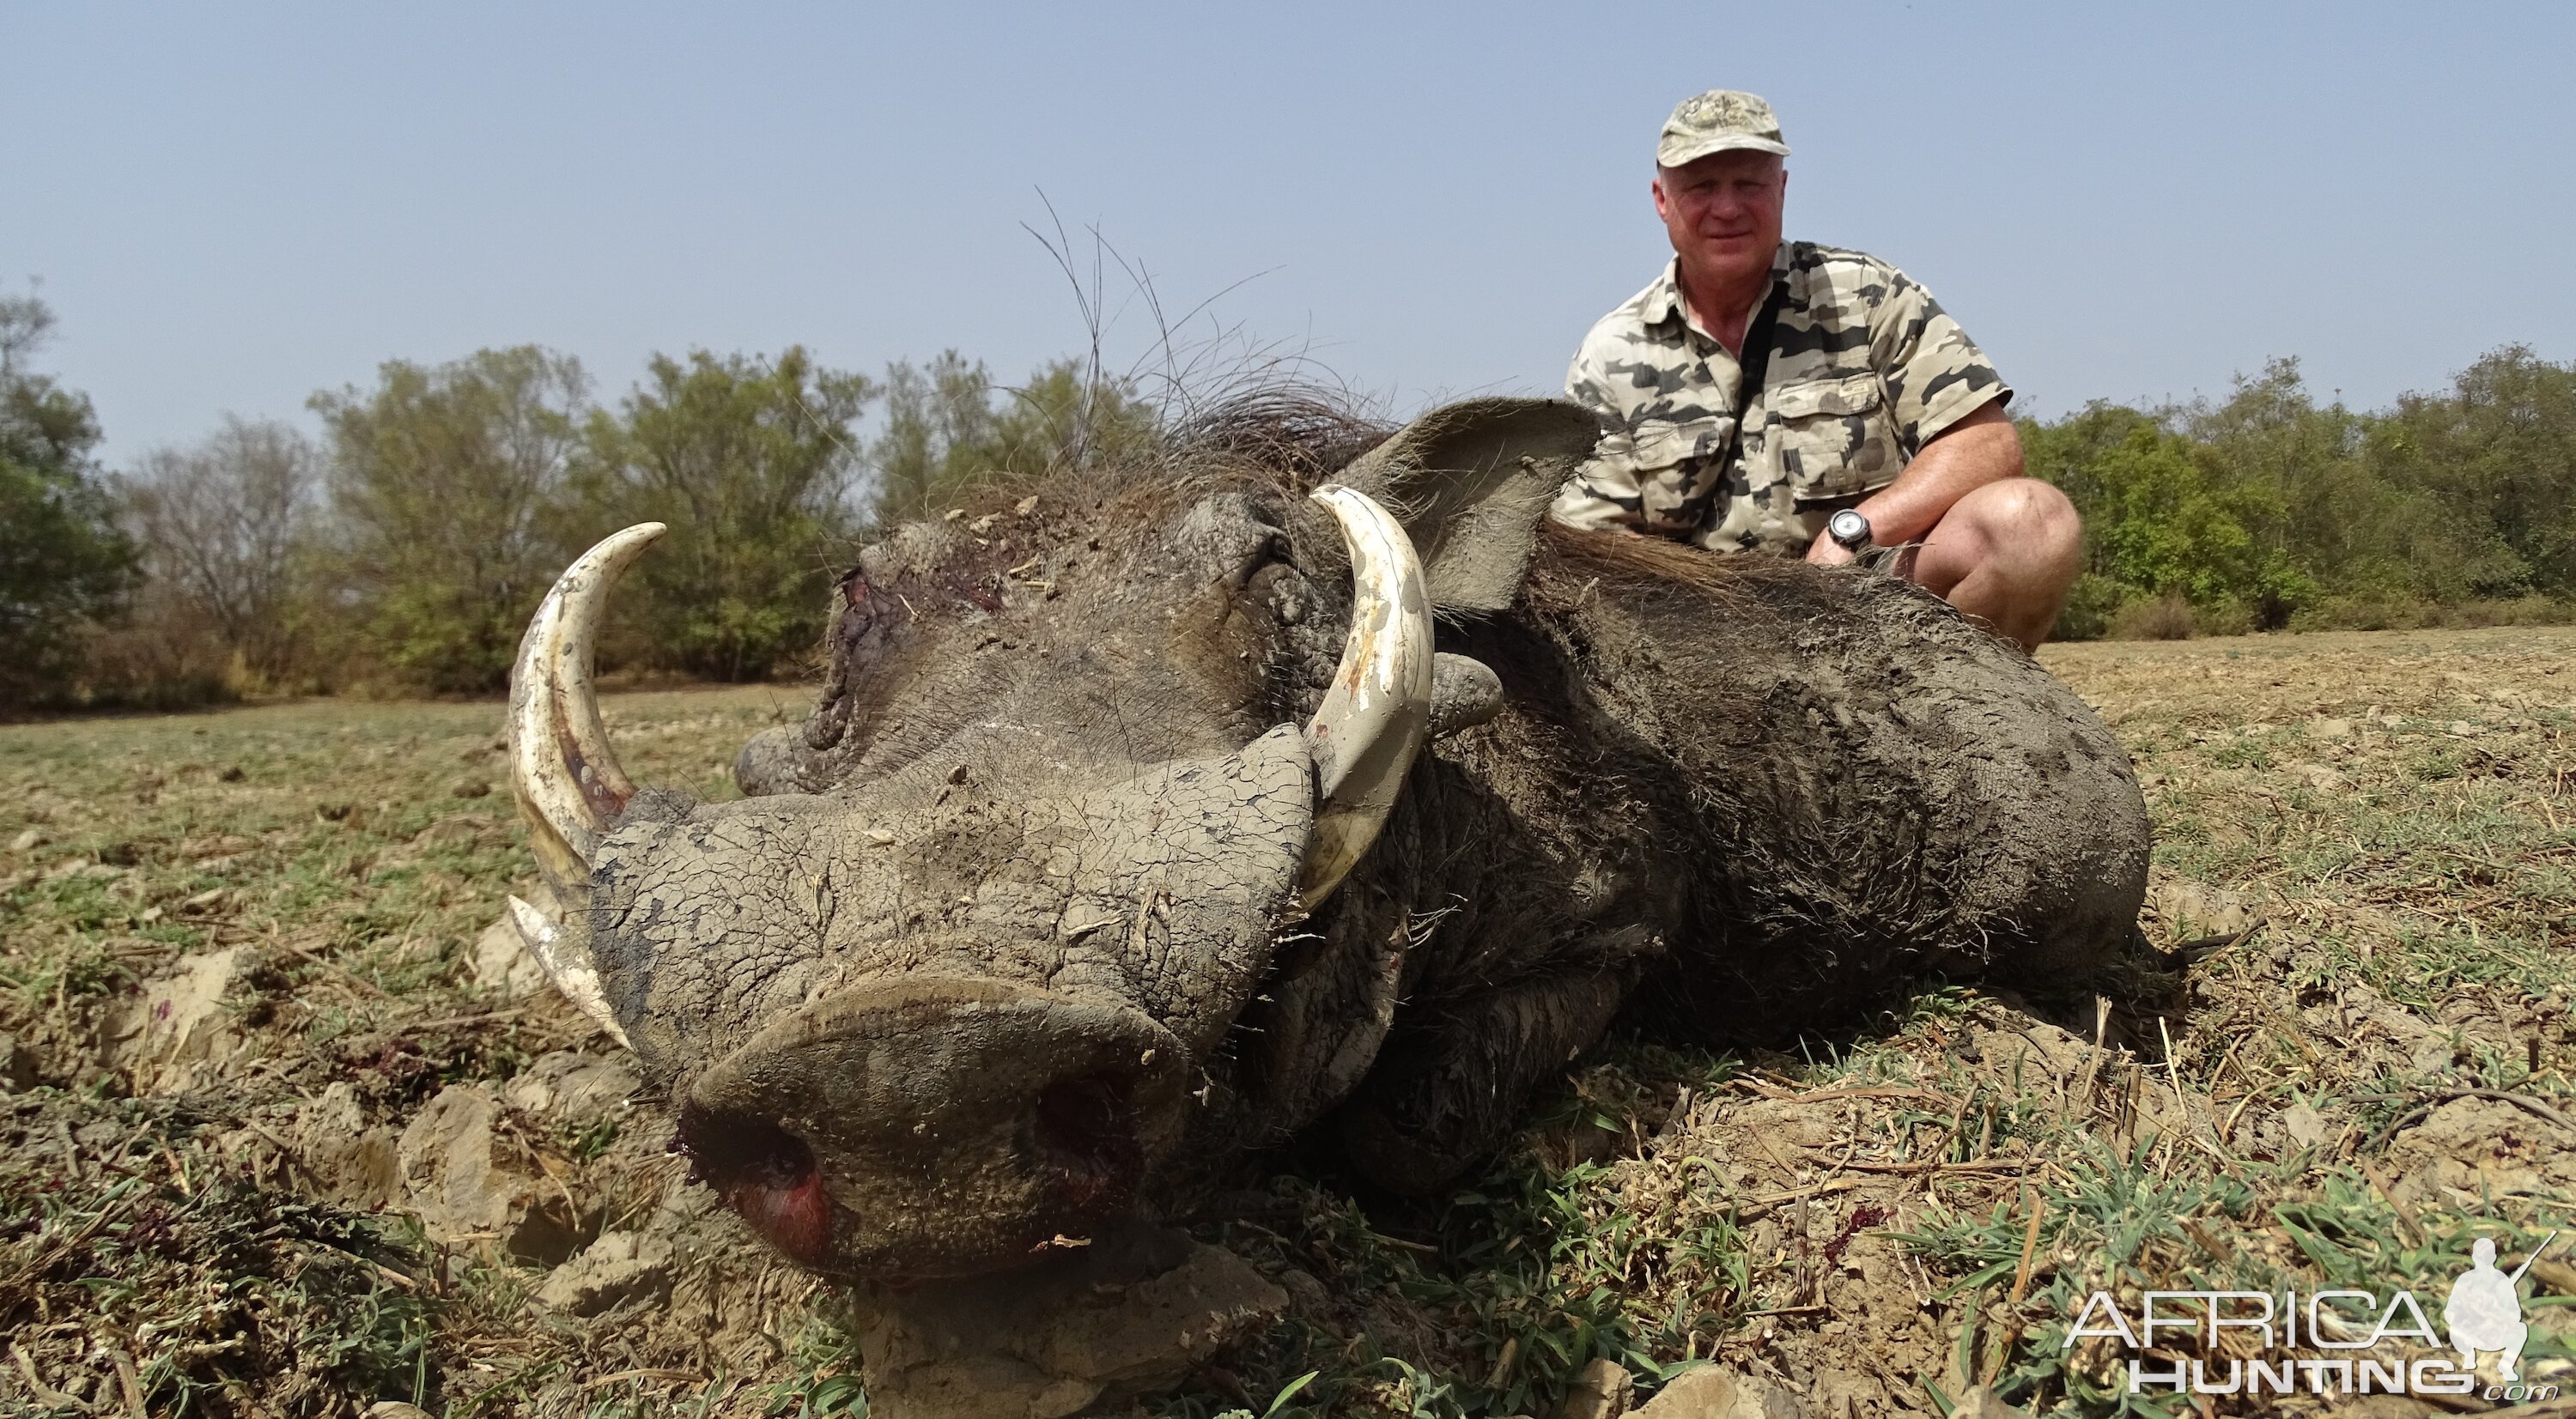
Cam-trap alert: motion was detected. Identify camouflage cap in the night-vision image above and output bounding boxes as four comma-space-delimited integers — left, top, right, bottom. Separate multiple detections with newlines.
1656, 89, 1789, 168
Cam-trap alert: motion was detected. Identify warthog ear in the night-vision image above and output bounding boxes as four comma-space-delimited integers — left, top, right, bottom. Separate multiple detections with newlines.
1334, 397, 1598, 614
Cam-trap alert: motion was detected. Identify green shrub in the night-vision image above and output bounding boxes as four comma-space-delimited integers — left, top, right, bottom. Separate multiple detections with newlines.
2029, 349, 2576, 636
2108, 593, 2194, 640
2052, 573, 2125, 641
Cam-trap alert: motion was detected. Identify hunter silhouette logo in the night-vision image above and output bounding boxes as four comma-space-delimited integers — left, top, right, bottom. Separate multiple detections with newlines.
2066, 1230, 2565, 1401
2446, 1232, 2554, 1382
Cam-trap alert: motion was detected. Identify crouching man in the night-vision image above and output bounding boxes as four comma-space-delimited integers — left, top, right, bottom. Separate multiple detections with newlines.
1549, 89, 2081, 651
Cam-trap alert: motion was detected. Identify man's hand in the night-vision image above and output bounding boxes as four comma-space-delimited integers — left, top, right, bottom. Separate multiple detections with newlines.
1838, 403, 2020, 547
1808, 405, 2083, 652
1801, 402, 2019, 570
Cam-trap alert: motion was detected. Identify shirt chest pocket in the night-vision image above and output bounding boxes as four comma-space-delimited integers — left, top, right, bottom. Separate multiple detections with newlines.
1761, 373, 1904, 502
1612, 415, 1734, 525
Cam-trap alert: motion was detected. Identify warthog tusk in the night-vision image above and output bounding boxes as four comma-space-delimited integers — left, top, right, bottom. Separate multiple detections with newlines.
508, 523, 664, 894
1296, 486, 1435, 911
507, 523, 662, 1047
508, 895, 631, 1049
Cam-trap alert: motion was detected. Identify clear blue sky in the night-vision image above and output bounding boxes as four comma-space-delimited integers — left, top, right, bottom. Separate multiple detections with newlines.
7, 2, 2571, 463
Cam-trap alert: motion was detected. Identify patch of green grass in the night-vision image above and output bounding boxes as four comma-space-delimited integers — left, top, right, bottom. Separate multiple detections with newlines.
2209, 738, 2275, 770
2409, 744, 2475, 780
0, 1095, 445, 1414
755, 1310, 873, 1417
565, 1112, 621, 1164
1168, 1043, 1759, 1419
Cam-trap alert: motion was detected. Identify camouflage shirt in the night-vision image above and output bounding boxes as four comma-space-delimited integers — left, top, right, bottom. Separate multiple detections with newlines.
1548, 242, 2011, 554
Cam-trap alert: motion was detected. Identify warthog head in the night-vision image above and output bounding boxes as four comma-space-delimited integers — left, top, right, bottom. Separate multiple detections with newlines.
501, 400, 1595, 1280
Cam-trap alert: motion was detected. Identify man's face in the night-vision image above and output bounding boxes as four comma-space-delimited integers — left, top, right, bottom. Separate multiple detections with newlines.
1653, 149, 1786, 289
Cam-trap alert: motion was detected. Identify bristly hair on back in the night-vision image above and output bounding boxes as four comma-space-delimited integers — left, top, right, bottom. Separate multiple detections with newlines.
1163, 390, 1394, 492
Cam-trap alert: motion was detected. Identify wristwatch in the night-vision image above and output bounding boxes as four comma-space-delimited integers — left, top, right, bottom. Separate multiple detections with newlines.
1827, 508, 1874, 550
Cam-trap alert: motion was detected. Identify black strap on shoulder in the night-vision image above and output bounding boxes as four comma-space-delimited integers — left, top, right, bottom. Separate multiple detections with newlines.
1737, 280, 1789, 399
1711, 279, 1790, 488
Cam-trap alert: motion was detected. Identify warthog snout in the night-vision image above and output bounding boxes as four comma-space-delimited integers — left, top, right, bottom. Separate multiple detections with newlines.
676, 976, 1188, 1277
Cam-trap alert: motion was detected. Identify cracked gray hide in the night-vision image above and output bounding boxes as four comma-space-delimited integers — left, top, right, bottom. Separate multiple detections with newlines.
516, 396, 2151, 1283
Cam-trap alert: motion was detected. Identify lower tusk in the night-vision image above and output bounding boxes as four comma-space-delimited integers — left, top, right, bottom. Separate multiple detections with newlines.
509, 895, 631, 1050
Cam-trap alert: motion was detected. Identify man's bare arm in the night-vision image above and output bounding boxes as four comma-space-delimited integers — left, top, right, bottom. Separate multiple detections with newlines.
1806, 402, 2022, 565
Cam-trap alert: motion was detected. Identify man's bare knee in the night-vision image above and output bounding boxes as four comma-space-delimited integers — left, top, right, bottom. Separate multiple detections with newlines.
1922, 479, 2075, 582
1920, 478, 2083, 651
1963, 479, 2081, 592
2021, 480, 2083, 561
1973, 478, 2078, 556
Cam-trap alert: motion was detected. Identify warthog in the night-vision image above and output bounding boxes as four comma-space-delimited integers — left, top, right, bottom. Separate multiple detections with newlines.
502, 397, 2148, 1283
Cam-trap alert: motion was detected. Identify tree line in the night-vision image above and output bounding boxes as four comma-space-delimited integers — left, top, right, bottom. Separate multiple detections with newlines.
1, 292, 1152, 709
2025, 349, 2576, 639
4, 287, 2571, 711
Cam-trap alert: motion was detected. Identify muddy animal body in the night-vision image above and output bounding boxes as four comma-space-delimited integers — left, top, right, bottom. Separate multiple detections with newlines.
1297, 534, 2145, 1188
505, 397, 2150, 1281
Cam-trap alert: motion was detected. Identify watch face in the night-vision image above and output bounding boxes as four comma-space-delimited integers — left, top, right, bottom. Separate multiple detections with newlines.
1830, 510, 1870, 546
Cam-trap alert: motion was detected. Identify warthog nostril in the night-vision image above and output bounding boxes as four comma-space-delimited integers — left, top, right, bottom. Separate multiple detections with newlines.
678, 1108, 833, 1266
1030, 1071, 1144, 1214
683, 977, 1193, 1275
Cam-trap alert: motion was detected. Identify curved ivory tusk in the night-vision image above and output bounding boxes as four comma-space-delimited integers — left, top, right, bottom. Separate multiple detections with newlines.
508, 523, 665, 895
1295, 486, 1435, 911
509, 896, 632, 1049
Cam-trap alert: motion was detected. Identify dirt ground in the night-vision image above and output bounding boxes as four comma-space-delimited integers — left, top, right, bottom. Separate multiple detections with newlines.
2, 627, 2571, 1418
